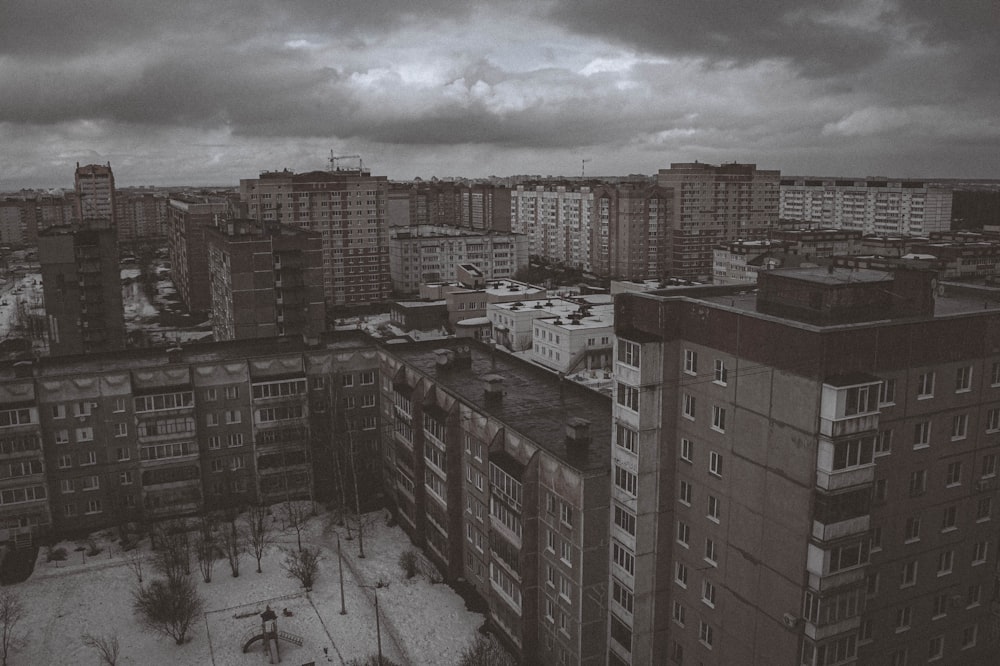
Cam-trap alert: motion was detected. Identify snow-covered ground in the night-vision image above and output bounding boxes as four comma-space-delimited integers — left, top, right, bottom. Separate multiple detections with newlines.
15, 508, 484, 665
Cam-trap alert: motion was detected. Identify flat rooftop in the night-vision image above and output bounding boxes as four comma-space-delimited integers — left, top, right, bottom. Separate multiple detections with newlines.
386, 339, 612, 474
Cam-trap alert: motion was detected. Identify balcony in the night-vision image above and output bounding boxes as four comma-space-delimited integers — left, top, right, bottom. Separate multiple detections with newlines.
803, 616, 861, 642
816, 464, 875, 492
812, 515, 870, 542
820, 413, 879, 439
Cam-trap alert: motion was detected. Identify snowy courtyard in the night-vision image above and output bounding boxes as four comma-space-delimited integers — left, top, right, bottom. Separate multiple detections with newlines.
12, 508, 485, 665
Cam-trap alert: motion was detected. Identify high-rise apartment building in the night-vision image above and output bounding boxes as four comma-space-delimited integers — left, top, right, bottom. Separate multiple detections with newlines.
378, 341, 612, 664
657, 162, 781, 280
206, 219, 326, 341
780, 178, 953, 235
38, 224, 125, 356
592, 183, 673, 281
510, 185, 596, 272
167, 196, 229, 313
608, 267, 997, 666
240, 168, 391, 307
74, 162, 116, 226
116, 190, 168, 247
390, 181, 512, 232
388, 225, 528, 293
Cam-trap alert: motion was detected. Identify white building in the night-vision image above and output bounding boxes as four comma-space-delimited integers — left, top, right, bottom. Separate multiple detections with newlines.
529, 303, 615, 374
489, 297, 581, 352
712, 240, 789, 284
388, 224, 528, 294
780, 178, 952, 235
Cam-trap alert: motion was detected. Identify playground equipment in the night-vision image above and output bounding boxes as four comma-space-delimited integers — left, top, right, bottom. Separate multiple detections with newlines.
240, 606, 304, 664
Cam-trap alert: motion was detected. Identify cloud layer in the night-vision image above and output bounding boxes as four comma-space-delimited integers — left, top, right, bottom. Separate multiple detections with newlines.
1, 0, 998, 188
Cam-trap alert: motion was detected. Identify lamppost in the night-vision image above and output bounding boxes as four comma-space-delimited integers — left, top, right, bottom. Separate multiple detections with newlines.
337, 533, 346, 615
360, 580, 388, 664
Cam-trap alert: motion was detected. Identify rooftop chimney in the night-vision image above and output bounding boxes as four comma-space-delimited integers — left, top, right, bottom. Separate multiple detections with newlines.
565, 417, 592, 446
483, 374, 504, 401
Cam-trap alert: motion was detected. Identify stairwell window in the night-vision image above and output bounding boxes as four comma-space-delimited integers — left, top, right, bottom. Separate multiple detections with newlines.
711, 405, 726, 433
917, 372, 935, 399
913, 421, 930, 449
713, 359, 728, 385
951, 414, 968, 441
709, 451, 723, 477
618, 340, 640, 368
617, 383, 639, 412
955, 366, 972, 393
878, 379, 896, 405
682, 393, 695, 420
684, 349, 698, 375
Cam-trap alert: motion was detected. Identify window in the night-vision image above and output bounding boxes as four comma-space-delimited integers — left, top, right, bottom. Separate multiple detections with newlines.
937, 550, 954, 576
342, 374, 354, 387
709, 451, 723, 477
961, 624, 977, 649
704, 538, 717, 565
119, 471, 133, 485
79, 450, 97, 466
890, 649, 908, 666
896, 605, 912, 632
941, 505, 957, 531
955, 366, 972, 392
114, 422, 127, 437
60, 479, 74, 493
976, 496, 992, 521
361, 394, 375, 408
679, 480, 692, 505
618, 340, 640, 367
205, 388, 218, 401
228, 434, 244, 448
932, 593, 948, 618
901, 560, 918, 587
909, 469, 927, 497
206, 413, 219, 427
870, 526, 883, 551
51, 404, 65, 419
989, 408, 1000, 433
859, 619, 873, 643
904, 516, 921, 542
610, 615, 632, 653
612, 579, 634, 614
208, 436, 221, 450
116, 446, 130, 462
560, 541, 572, 565
360, 371, 375, 385
876, 429, 893, 455
682, 393, 695, 419
702, 579, 716, 606
671, 601, 685, 626
928, 635, 944, 661
114, 397, 126, 412
913, 421, 930, 448
713, 359, 728, 385
879, 379, 896, 405
846, 385, 876, 415
680, 438, 693, 463
225, 386, 239, 399
76, 427, 93, 442
617, 383, 639, 412
614, 465, 637, 496
230, 455, 246, 470
58, 454, 72, 469
676, 521, 690, 546
684, 349, 698, 375
865, 572, 880, 597
612, 541, 635, 576
82, 475, 99, 491
675, 561, 688, 587
224, 409, 242, 424
559, 573, 571, 600
73, 401, 93, 417
946, 461, 962, 487
615, 423, 637, 454
829, 541, 868, 573
560, 502, 573, 528
984, 454, 999, 477
993, 361, 1000, 386
972, 540, 989, 565
967, 584, 982, 607
614, 505, 636, 536
698, 621, 713, 648
707, 495, 721, 522
951, 414, 968, 440
833, 438, 874, 470
917, 372, 935, 398
872, 478, 887, 503
85, 499, 102, 515
711, 405, 726, 432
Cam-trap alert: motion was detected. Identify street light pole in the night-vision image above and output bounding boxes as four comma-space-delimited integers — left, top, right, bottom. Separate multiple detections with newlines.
374, 584, 383, 665
337, 533, 347, 615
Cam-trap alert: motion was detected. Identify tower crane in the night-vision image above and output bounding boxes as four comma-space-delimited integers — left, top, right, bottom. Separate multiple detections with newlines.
329, 152, 364, 172
581, 158, 592, 178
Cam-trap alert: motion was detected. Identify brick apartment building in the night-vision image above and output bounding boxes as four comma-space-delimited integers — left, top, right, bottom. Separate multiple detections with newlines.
0, 333, 380, 546
609, 267, 998, 665
378, 341, 612, 664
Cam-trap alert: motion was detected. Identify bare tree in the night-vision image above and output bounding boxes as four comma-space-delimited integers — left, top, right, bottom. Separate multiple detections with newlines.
219, 515, 243, 577
151, 520, 191, 582
195, 516, 218, 583
282, 546, 319, 589
243, 503, 273, 573
122, 547, 144, 584
81, 631, 120, 666
0, 589, 26, 666
132, 576, 203, 645
282, 500, 309, 552
458, 635, 517, 666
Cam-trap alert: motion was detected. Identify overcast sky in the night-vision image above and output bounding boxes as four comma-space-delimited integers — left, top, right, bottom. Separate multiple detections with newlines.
2, 0, 998, 189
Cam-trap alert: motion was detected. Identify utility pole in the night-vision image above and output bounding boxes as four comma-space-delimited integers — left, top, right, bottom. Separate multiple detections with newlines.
374, 583, 383, 664
348, 433, 365, 558
581, 158, 591, 177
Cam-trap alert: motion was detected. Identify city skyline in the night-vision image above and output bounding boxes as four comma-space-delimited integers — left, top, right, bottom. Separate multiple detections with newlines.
1, 1, 998, 190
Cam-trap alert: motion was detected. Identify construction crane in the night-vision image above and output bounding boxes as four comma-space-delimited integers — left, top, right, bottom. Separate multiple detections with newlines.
329, 152, 364, 172
581, 158, 592, 178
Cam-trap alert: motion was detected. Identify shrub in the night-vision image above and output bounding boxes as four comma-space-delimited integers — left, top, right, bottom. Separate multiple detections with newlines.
47, 546, 68, 562
398, 549, 418, 579
86, 539, 103, 557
